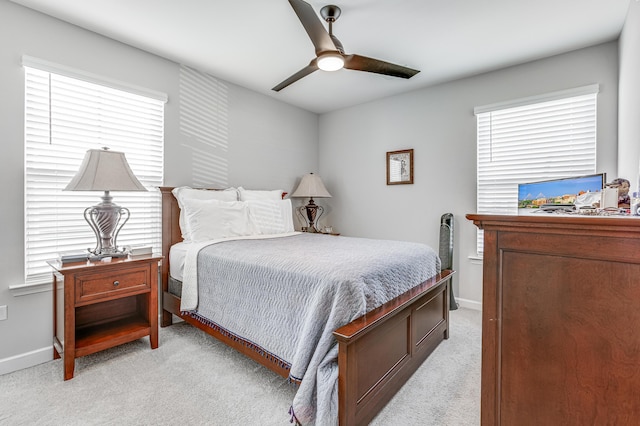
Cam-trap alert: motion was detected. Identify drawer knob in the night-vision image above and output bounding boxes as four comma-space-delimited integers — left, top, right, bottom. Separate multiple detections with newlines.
113, 280, 120, 287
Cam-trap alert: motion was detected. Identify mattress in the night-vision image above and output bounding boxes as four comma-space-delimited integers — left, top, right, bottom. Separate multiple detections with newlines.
169, 241, 189, 282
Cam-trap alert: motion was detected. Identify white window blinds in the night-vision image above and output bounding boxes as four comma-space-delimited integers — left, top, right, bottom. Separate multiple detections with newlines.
24, 66, 165, 283
475, 86, 598, 254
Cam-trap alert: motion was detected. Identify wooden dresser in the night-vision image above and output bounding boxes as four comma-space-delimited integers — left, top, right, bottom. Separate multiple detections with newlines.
467, 214, 640, 426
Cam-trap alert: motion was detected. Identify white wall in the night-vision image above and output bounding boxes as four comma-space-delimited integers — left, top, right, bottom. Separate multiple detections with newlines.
618, 1, 640, 187
0, 2, 318, 373
318, 41, 620, 309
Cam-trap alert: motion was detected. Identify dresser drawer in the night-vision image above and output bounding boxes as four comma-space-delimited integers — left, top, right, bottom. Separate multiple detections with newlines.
75, 266, 150, 304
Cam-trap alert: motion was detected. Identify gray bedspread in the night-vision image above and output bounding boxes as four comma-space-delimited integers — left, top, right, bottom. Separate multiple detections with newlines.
188, 233, 441, 425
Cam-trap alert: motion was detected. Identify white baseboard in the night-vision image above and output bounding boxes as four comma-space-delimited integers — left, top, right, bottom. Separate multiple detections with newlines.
455, 297, 482, 311
0, 346, 52, 376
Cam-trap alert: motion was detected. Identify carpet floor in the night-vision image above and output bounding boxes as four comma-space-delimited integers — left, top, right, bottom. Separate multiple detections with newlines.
0, 308, 481, 425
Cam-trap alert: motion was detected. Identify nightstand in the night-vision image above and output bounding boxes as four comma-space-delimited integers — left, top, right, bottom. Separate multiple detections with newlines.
47, 254, 162, 380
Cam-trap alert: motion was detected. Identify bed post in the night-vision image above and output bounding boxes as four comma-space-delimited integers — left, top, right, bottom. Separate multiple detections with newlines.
159, 187, 182, 327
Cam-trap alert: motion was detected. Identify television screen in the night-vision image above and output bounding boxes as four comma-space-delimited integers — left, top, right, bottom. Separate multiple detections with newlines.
518, 173, 606, 209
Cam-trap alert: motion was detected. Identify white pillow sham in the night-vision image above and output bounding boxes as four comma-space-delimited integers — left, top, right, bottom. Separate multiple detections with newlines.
180, 198, 256, 242
172, 186, 238, 241
238, 186, 284, 201
247, 199, 295, 235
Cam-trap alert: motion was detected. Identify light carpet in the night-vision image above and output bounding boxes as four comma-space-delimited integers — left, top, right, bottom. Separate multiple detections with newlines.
0, 308, 481, 425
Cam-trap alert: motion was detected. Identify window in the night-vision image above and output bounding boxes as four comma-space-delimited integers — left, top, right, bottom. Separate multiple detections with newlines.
24, 60, 166, 283
475, 85, 598, 254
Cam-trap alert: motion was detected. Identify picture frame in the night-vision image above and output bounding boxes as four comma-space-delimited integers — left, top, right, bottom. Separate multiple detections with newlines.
386, 149, 414, 185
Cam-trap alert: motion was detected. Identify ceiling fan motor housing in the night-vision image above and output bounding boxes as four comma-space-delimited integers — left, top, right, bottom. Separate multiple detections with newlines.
320, 5, 341, 22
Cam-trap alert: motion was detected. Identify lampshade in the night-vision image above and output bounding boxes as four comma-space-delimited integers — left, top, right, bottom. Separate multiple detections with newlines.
317, 52, 344, 72
64, 148, 147, 192
290, 173, 332, 198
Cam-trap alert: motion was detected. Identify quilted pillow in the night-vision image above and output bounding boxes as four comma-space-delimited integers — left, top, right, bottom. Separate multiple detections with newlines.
247, 199, 295, 235
172, 186, 238, 241
180, 198, 256, 242
237, 186, 284, 201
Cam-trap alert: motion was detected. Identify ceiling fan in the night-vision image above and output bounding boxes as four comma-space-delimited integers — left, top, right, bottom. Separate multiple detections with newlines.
272, 0, 420, 91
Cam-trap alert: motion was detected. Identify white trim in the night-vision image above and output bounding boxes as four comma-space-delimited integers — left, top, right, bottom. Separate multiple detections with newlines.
474, 84, 599, 115
456, 297, 482, 311
0, 346, 52, 376
9, 280, 52, 297
22, 55, 168, 103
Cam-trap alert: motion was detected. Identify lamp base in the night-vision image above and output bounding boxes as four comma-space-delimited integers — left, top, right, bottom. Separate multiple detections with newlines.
84, 191, 131, 256
89, 251, 129, 260
296, 198, 325, 233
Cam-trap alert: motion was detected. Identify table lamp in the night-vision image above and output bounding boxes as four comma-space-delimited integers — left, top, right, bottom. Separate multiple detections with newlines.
64, 147, 147, 257
290, 173, 332, 232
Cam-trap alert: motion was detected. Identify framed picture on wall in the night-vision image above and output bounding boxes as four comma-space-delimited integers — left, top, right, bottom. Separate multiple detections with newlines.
387, 149, 414, 185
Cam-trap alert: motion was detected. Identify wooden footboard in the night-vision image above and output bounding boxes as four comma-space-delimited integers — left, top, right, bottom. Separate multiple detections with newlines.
334, 270, 452, 426
158, 187, 452, 425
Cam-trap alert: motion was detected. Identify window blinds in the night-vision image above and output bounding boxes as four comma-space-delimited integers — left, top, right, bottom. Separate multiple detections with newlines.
24, 66, 165, 283
475, 87, 598, 254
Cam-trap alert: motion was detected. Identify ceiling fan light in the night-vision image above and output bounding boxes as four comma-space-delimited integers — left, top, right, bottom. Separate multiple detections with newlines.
317, 53, 344, 71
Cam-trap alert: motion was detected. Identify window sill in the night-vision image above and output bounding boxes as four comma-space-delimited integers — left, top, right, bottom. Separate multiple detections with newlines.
9, 280, 52, 297
468, 254, 483, 265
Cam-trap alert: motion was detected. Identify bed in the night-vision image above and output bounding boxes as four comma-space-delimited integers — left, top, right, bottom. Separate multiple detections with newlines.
159, 186, 454, 425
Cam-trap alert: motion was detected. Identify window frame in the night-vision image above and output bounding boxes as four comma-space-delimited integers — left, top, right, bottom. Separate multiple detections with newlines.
23, 59, 166, 284
474, 85, 599, 255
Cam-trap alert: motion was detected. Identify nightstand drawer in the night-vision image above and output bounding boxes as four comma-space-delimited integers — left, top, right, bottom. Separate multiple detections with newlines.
75, 267, 150, 304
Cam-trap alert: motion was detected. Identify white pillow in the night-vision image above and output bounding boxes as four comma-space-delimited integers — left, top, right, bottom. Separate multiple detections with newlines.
247, 199, 295, 235
172, 187, 238, 241
238, 186, 283, 201
180, 198, 256, 242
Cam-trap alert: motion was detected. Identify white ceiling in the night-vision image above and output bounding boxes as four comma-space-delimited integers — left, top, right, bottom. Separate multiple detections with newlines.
10, 0, 631, 114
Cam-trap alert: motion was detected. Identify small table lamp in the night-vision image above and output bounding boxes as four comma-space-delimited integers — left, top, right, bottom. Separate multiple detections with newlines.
64, 147, 147, 257
290, 173, 332, 232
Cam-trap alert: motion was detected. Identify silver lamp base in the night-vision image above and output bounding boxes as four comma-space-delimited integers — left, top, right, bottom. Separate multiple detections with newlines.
84, 191, 130, 257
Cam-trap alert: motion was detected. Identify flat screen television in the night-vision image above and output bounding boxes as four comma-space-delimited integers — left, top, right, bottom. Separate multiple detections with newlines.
517, 173, 606, 209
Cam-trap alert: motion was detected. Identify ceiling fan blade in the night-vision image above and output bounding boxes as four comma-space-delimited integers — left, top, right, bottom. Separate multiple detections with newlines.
288, 0, 336, 54
343, 54, 420, 79
272, 61, 319, 91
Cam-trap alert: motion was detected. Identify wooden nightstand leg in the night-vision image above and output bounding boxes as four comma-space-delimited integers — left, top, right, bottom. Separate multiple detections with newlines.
63, 352, 75, 380
150, 300, 159, 349
149, 261, 159, 349
150, 328, 158, 349
52, 275, 60, 360
63, 272, 75, 381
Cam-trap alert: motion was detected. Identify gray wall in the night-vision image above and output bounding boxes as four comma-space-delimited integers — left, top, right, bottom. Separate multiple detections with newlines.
0, 1, 318, 373
618, 1, 640, 184
318, 41, 620, 308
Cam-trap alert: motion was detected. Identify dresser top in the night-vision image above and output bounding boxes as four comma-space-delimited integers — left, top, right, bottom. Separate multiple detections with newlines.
467, 213, 640, 236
